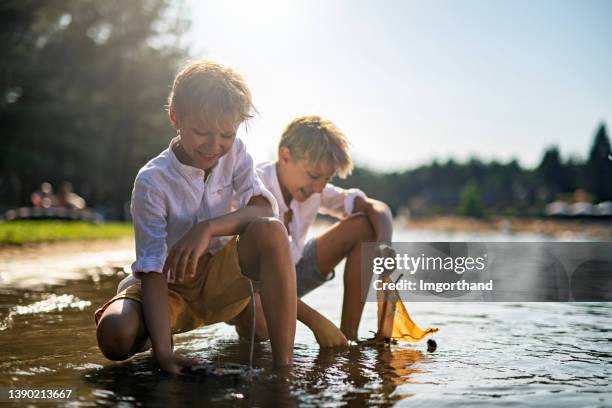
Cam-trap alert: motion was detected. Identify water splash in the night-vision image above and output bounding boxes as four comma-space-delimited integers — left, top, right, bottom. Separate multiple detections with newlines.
0, 293, 91, 331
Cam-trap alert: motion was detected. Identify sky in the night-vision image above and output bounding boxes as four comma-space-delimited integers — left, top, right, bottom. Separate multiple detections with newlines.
184, 0, 612, 171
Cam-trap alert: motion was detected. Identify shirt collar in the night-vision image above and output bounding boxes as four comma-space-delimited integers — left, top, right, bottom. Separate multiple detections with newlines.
168, 136, 207, 180
266, 161, 290, 214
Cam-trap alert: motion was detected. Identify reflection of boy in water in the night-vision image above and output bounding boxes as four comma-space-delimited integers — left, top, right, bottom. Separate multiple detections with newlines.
257, 115, 396, 341
310, 346, 424, 405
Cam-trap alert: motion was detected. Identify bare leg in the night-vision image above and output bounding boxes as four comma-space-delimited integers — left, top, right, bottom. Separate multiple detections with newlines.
237, 217, 296, 366
314, 213, 375, 341
233, 295, 348, 347
230, 293, 269, 342
96, 298, 150, 361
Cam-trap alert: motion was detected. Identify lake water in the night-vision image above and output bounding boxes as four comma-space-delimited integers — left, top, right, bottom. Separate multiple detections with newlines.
0, 227, 610, 407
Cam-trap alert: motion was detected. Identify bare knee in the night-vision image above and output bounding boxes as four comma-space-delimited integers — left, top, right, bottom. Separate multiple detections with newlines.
342, 213, 376, 243
247, 217, 290, 255
96, 313, 142, 361
239, 217, 293, 281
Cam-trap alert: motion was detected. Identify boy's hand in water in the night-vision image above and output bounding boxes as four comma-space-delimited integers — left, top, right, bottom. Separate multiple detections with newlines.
163, 221, 212, 283
311, 315, 349, 347
156, 351, 201, 375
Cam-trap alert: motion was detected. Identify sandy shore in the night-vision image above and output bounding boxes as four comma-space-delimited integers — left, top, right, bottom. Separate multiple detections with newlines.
0, 236, 135, 288
405, 215, 611, 240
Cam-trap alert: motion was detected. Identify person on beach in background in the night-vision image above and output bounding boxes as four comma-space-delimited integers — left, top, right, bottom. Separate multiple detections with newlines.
31, 182, 57, 208
257, 115, 395, 341
57, 181, 86, 209
94, 59, 298, 374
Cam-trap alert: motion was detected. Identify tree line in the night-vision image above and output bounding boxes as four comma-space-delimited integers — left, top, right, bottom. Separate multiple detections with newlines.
335, 123, 612, 217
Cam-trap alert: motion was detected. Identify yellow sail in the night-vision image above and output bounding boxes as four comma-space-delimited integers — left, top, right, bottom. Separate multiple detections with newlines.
377, 275, 438, 342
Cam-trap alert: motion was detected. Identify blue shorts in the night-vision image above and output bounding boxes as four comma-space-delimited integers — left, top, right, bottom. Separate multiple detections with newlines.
296, 238, 335, 297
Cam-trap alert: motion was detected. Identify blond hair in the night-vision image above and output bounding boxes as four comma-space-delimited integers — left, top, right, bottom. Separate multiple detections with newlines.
279, 115, 353, 178
167, 59, 255, 127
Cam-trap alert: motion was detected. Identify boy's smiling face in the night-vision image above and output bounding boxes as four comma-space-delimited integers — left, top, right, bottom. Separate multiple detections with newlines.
277, 146, 336, 203
172, 113, 238, 172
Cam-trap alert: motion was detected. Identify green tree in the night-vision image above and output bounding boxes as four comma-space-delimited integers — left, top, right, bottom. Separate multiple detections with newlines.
457, 181, 486, 218
536, 146, 569, 201
1, 0, 190, 217
586, 123, 612, 201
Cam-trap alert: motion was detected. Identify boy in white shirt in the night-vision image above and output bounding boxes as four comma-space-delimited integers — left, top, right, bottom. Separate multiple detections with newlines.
95, 60, 298, 373
257, 115, 395, 341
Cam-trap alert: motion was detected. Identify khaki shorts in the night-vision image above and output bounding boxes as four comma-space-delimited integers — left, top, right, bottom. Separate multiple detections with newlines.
94, 237, 251, 334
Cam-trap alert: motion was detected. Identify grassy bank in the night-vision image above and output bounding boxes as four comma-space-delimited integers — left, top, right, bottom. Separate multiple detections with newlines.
0, 220, 133, 245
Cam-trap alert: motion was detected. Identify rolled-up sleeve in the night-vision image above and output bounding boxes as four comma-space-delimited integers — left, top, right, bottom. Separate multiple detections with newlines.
130, 177, 168, 275
232, 139, 279, 217
319, 184, 367, 218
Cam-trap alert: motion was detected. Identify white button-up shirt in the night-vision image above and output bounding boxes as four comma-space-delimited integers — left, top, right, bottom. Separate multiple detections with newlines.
256, 161, 366, 265
130, 136, 278, 276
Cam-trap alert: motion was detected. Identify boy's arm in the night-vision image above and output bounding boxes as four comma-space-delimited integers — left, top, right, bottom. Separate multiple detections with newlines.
208, 194, 274, 235
319, 184, 394, 258
352, 196, 395, 257
131, 178, 198, 374
319, 184, 365, 220
141, 273, 199, 374
298, 299, 348, 347
163, 195, 274, 282
352, 196, 393, 243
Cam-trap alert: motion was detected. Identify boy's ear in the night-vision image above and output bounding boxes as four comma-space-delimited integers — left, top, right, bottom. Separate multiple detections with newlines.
169, 109, 179, 129
279, 146, 292, 163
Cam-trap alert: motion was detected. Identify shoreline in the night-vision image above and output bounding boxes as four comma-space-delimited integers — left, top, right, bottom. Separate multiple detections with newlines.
1, 215, 609, 258
404, 215, 611, 240
0, 236, 134, 261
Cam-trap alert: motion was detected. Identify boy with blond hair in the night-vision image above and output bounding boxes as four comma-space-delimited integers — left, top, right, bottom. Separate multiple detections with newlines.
257, 115, 395, 341
95, 59, 298, 373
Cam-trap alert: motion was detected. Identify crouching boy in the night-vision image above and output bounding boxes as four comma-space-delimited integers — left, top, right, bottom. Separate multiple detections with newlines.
95, 60, 297, 373
257, 115, 395, 341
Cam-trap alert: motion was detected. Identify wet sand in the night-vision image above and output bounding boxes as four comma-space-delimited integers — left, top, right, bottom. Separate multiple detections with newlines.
0, 237, 134, 290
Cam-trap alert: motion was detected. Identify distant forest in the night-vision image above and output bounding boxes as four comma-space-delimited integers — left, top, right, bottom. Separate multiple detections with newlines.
336, 124, 612, 217
2, 2, 611, 219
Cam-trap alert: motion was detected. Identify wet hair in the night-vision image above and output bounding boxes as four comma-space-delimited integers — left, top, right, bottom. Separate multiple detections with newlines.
167, 59, 255, 128
279, 115, 353, 178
